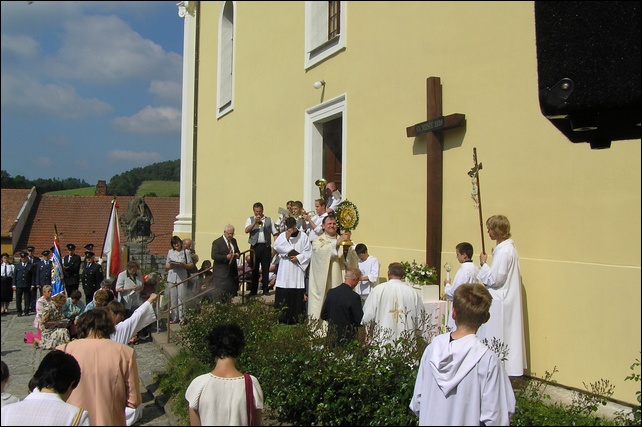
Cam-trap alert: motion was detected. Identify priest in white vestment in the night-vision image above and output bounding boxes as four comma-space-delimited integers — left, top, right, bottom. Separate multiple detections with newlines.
307, 216, 357, 321
361, 262, 426, 346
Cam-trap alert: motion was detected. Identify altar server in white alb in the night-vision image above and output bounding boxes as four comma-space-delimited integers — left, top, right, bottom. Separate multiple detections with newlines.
476, 214, 527, 377
273, 216, 312, 324
354, 243, 379, 304
443, 241, 480, 331
361, 262, 425, 346
410, 283, 515, 426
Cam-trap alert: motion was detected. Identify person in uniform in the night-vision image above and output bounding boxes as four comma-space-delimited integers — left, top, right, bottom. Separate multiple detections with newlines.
81, 247, 103, 305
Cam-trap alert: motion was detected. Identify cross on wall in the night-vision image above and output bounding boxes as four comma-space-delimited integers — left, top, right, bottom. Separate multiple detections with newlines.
406, 76, 466, 284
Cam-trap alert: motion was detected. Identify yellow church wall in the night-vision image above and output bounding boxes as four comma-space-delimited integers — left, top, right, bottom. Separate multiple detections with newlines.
191, 2, 641, 404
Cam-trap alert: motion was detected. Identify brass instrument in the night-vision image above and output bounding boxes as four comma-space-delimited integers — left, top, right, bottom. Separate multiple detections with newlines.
315, 178, 327, 200
256, 217, 263, 227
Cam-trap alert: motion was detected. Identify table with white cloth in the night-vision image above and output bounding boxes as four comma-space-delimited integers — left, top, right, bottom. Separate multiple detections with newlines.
422, 300, 448, 340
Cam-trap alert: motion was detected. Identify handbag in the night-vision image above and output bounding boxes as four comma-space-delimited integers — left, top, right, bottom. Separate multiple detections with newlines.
244, 373, 255, 426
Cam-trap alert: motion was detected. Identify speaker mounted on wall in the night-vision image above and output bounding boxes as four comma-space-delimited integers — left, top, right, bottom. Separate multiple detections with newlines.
535, 1, 641, 149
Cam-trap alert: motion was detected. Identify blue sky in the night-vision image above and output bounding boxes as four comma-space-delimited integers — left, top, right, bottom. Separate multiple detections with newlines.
1, 1, 184, 185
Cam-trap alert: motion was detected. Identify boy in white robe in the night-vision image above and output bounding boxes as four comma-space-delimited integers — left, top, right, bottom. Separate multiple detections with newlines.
443, 241, 480, 331
410, 283, 515, 426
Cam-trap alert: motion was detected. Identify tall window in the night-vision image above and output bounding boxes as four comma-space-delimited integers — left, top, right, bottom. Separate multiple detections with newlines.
305, 1, 346, 69
328, 1, 340, 39
217, 1, 234, 118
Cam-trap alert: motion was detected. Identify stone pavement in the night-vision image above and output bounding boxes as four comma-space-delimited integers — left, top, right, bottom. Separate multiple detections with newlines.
0, 298, 171, 426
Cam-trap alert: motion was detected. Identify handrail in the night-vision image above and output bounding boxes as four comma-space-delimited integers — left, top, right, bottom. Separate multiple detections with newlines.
160, 249, 255, 343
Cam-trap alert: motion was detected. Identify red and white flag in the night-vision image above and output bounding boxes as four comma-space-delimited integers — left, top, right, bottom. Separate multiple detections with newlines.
102, 199, 122, 278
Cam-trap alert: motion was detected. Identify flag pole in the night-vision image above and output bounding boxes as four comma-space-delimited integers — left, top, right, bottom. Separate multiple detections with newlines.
52, 224, 65, 295
101, 198, 117, 260
468, 147, 486, 255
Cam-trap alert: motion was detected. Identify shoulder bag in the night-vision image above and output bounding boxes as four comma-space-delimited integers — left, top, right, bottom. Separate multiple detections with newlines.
244, 373, 255, 426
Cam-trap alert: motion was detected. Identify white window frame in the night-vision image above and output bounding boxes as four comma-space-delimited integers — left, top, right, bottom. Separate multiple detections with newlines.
217, 1, 236, 119
304, 1, 347, 69
304, 94, 348, 207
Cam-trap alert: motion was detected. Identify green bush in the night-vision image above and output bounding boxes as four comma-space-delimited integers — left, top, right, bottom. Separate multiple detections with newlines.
157, 300, 638, 426
159, 299, 429, 425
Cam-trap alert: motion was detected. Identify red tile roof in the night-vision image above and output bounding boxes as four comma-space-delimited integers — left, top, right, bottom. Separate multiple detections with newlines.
1, 188, 35, 238
16, 195, 179, 257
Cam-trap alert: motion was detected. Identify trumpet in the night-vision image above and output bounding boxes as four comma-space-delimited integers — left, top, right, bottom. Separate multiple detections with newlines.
255, 216, 264, 227
315, 178, 327, 200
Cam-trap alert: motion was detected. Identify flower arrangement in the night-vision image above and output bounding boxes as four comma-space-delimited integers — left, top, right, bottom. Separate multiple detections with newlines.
401, 260, 437, 286
335, 200, 359, 231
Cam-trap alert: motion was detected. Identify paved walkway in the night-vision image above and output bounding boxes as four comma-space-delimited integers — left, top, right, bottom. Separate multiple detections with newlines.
0, 299, 170, 426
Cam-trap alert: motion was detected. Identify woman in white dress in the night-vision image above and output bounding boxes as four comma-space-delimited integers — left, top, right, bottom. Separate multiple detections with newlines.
185, 323, 263, 426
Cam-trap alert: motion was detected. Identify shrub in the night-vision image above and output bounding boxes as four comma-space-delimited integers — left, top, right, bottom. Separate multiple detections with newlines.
157, 300, 636, 426
161, 299, 429, 425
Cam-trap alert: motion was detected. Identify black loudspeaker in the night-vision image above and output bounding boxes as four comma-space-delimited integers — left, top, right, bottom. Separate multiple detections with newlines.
535, 1, 641, 149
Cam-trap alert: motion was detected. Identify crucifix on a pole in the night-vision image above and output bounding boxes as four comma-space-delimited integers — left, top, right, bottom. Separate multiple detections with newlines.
406, 76, 466, 281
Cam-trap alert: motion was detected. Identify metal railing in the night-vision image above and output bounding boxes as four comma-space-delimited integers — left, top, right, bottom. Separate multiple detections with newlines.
158, 249, 255, 343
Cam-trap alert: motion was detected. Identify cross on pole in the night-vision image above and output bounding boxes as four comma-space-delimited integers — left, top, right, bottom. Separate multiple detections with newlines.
406, 76, 466, 278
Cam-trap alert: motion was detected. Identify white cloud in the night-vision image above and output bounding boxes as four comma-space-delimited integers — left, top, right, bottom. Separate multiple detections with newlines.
0, 33, 40, 59
0, 72, 112, 119
148, 79, 182, 107
112, 105, 180, 135
44, 15, 182, 85
108, 150, 161, 163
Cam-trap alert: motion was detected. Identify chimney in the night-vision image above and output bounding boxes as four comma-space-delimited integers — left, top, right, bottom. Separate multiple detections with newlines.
95, 180, 107, 196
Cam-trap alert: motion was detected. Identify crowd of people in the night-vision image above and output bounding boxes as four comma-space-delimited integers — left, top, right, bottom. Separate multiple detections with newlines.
1, 175, 526, 425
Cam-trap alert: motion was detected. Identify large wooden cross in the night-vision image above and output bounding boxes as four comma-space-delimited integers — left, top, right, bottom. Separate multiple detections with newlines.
406, 76, 466, 280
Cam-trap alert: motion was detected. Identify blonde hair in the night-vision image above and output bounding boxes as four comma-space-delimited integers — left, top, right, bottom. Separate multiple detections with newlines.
52, 293, 67, 305
486, 215, 512, 240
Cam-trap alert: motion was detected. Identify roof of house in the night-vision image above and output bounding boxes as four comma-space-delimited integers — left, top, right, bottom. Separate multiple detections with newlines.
15, 195, 179, 257
1, 188, 34, 238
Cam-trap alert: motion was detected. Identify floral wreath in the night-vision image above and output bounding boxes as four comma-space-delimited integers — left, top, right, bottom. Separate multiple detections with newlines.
335, 200, 359, 231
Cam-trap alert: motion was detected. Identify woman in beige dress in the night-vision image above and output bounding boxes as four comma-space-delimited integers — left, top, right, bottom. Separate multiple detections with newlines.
56, 308, 141, 426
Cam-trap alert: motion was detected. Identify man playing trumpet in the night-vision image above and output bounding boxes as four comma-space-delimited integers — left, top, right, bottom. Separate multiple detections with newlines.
245, 202, 278, 296
302, 198, 329, 240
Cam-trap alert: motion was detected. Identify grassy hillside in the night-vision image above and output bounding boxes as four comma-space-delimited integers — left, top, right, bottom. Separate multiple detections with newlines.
46, 181, 179, 197
136, 181, 180, 197
46, 186, 97, 196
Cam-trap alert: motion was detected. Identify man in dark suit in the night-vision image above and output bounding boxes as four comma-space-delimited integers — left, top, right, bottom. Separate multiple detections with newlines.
81, 250, 103, 305
13, 252, 34, 316
210, 224, 241, 302
36, 249, 53, 295
62, 243, 81, 295
25, 245, 40, 311
320, 267, 364, 347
